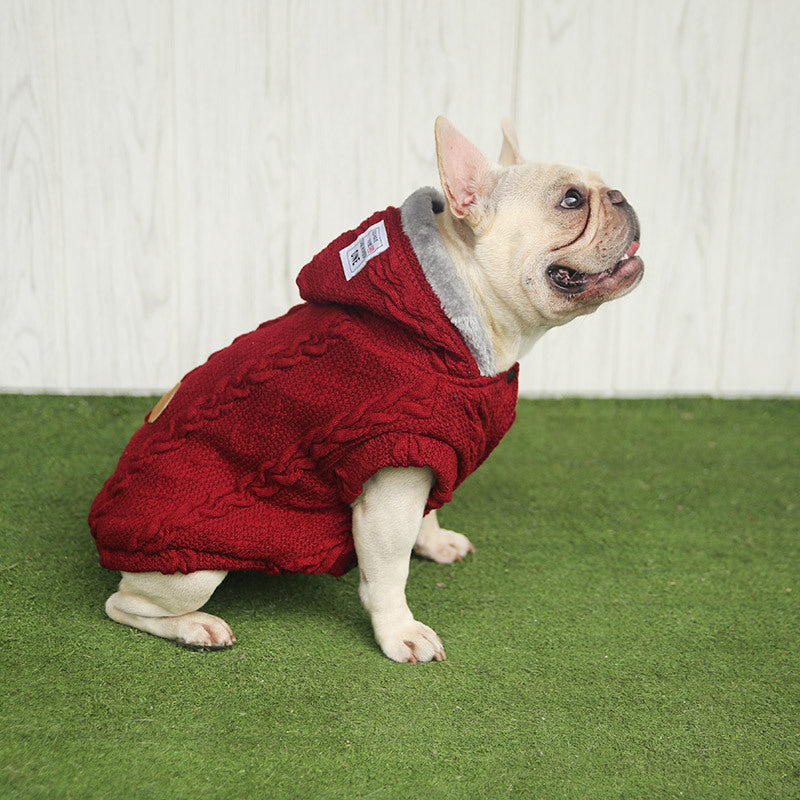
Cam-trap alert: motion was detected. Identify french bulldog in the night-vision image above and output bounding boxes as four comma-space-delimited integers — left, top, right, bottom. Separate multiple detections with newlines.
91, 117, 642, 663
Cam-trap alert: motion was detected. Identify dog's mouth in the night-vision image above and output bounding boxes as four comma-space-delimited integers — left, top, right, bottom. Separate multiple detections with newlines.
547, 241, 643, 298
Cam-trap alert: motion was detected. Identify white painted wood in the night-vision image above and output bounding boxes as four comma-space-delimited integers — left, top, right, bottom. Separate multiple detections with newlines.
718, 0, 800, 395
172, 0, 289, 378
0, 0, 798, 396
54, 0, 178, 391
617, 0, 752, 397
282, 0, 518, 275
380, 0, 520, 192
514, 0, 753, 396
513, 0, 640, 396
0, 0, 67, 389
283, 0, 401, 278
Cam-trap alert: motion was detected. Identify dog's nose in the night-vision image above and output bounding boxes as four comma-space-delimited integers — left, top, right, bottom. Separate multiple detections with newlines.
607, 189, 626, 205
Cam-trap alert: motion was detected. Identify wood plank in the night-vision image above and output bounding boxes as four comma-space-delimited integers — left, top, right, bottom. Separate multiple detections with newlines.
283, 0, 406, 272
619, 0, 751, 396
719, 0, 800, 395
384, 0, 520, 191
3, 0, 798, 396
514, 1, 750, 396
176, 0, 518, 385
283, 0, 518, 268
172, 0, 289, 380
56, 0, 177, 391
0, 0, 67, 390
514, 0, 639, 395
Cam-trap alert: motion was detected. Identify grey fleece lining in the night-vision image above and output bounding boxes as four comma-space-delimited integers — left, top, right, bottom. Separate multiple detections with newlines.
400, 187, 498, 377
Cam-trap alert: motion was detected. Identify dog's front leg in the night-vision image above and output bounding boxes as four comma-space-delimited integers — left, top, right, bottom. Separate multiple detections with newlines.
352, 465, 446, 664
414, 509, 476, 564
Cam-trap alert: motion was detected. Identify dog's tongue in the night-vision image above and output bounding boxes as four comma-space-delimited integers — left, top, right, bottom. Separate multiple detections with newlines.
626, 241, 640, 258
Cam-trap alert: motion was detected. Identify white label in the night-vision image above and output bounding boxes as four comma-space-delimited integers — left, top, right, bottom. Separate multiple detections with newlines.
339, 220, 390, 281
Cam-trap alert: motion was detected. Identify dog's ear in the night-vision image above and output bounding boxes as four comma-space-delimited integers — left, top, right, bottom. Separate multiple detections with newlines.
435, 117, 498, 224
498, 117, 524, 166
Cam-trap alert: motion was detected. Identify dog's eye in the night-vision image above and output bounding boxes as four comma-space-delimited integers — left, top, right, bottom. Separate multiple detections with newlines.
560, 189, 584, 209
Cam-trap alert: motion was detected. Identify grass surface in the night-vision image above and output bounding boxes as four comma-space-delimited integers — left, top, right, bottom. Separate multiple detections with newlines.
0, 395, 797, 799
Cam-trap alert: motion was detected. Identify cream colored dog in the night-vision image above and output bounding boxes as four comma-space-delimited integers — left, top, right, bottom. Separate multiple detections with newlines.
104, 118, 643, 663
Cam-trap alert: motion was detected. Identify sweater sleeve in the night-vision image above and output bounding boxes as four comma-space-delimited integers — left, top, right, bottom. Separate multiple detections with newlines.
328, 431, 460, 511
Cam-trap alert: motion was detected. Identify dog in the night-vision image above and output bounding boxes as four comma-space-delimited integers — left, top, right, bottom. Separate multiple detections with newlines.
89, 118, 643, 663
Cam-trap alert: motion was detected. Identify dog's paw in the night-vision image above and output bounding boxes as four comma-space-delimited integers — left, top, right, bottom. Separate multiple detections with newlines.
174, 612, 236, 651
377, 620, 446, 664
414, 528, 475, 564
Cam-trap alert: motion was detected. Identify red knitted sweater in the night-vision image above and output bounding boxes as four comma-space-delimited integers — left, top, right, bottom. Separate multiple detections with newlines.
89, 200, 519, 576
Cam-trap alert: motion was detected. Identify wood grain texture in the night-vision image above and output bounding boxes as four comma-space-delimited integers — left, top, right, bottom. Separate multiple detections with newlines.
719, 0, 800, 395
55, 0, 178, 390
283, 1, 398, 279
619, 0, 751, 396
513, 1, 751, 396
283, 0, 518, 263
0, 0, 67, 389
1, 0, 798, 395
381, 0, 519, 191
173, 0, 287, 378
513, 0, 640, 396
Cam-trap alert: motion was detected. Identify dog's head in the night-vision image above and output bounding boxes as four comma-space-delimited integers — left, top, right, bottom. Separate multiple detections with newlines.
435, 117, 643, 330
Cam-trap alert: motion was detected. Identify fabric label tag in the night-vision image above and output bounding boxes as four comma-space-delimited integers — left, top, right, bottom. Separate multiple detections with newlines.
339, 220, 390, 280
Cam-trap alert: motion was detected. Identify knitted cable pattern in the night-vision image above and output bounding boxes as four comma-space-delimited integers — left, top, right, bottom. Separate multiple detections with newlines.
89, 202, 519, 577
90, 314, 355, 523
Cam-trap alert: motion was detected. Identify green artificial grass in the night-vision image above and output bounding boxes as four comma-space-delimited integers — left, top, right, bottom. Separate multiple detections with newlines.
0, 395, 797, 799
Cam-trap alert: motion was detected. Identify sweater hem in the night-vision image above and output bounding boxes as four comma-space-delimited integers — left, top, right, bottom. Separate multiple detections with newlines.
97, 540, 356, 578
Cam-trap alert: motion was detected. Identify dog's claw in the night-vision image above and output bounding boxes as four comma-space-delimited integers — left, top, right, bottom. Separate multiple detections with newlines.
176, 638, 233, 652
379, 620, 444, 664
404, 640, 419, 665
171, 615, 236, 651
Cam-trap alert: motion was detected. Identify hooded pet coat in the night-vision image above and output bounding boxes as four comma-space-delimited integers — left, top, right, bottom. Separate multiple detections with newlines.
89, 189, 519, 577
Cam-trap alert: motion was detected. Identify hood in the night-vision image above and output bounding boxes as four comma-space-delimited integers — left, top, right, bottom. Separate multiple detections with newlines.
296, 188, 498, 377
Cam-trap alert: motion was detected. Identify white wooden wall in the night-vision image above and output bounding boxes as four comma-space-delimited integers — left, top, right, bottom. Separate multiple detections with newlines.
2, 0, 799, 396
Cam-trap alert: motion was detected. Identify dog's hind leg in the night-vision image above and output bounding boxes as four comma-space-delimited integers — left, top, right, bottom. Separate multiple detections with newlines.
105, 570, 234, 650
